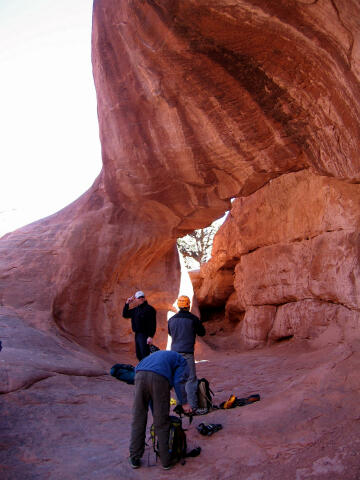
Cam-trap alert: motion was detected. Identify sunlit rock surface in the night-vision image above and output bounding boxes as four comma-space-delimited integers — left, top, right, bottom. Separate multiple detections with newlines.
196, 170, 360, 348
1, 0, 360, 478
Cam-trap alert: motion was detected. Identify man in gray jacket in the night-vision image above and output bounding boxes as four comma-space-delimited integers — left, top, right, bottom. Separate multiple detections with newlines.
168, 295, 207, 415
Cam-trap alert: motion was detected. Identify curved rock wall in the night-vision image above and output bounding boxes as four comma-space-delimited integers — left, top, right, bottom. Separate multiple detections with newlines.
1, 0, 360, 356
2, 4, 360, 477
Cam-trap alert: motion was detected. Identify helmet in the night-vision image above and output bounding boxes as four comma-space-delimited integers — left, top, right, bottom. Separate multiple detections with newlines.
177, 295, 190, 309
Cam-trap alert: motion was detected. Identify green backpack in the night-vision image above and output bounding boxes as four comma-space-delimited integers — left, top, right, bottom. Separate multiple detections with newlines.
150, 415, 187, 465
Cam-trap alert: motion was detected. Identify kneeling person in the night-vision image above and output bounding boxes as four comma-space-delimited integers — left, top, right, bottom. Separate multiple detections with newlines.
129, 350, 192, 470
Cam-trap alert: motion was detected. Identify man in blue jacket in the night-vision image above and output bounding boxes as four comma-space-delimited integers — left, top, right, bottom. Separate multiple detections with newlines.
168, 295, 206, 414
129, 350, 192, 470
123, 290, 156, 360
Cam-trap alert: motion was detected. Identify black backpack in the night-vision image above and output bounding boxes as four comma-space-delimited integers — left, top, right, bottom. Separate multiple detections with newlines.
150, 415, 187, 465
197, 377, 214, 409
110, 364, 135, 385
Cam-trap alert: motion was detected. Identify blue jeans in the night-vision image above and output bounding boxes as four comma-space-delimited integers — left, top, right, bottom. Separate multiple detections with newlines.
178, 352, 198, 409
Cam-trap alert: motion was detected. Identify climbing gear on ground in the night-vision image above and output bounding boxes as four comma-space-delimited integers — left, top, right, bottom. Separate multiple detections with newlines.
170, 397, 177, 406
177, 295, 191, 309
110, 363, 135, 384
197, 423, 223, 436
192, 407, 208, 416
220, 393, 261, 409
151, 415, 188, 465
173, 404, 194, 424
151, 415, 200, 466
149, 344, 160, 354
197, 377, 214, 409
222, 394, 236, 409
234, 394, 260, 406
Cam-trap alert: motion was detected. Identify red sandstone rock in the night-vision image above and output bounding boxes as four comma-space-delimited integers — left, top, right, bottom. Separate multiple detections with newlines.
268, 299, 360, 347
196, 171, 360, 349
0, 312, 109, 394
241, 305, 276, 349
1, 1, 360, 477
194, 262, 235, 307
235, 230, 360, 310
212, 170, 360, 261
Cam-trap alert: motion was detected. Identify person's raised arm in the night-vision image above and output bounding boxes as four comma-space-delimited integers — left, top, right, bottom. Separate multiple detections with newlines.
122, 295, 134, 318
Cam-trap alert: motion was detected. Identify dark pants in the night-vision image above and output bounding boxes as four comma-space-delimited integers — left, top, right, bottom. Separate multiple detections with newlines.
129, 371, 171, 467
135, 333, 150, 361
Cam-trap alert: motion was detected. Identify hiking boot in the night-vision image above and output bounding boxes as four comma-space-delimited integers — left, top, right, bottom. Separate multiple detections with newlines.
129, 456, 141, 469
193, 407, 208, 415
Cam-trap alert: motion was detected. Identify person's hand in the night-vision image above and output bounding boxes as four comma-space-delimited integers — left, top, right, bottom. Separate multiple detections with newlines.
182, 403, 192, 414
146, 337, 153, 345
126, 295, 135, 304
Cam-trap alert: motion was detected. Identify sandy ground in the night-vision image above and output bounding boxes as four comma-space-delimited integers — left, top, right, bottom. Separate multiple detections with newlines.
2, 332, 360, 480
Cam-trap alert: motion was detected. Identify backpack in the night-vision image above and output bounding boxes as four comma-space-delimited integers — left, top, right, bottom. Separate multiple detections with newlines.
197, 377, 214, 409
150, 415, 187, 465
110, 363, 135, 385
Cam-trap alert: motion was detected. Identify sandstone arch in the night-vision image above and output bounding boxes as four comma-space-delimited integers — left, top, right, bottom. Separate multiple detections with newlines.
2, 2, 360, 478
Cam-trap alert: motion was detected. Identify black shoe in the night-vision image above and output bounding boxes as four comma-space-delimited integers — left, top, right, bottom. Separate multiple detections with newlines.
129, 456, 141, 469
206, 423, 223, 435
186, 447, 201, 457
197, 423, 209, 436
162, 458, 178, 470
197, 423, 222, 436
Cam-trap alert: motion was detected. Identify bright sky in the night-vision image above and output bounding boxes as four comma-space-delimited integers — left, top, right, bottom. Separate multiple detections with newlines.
0, 0, 102, 237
